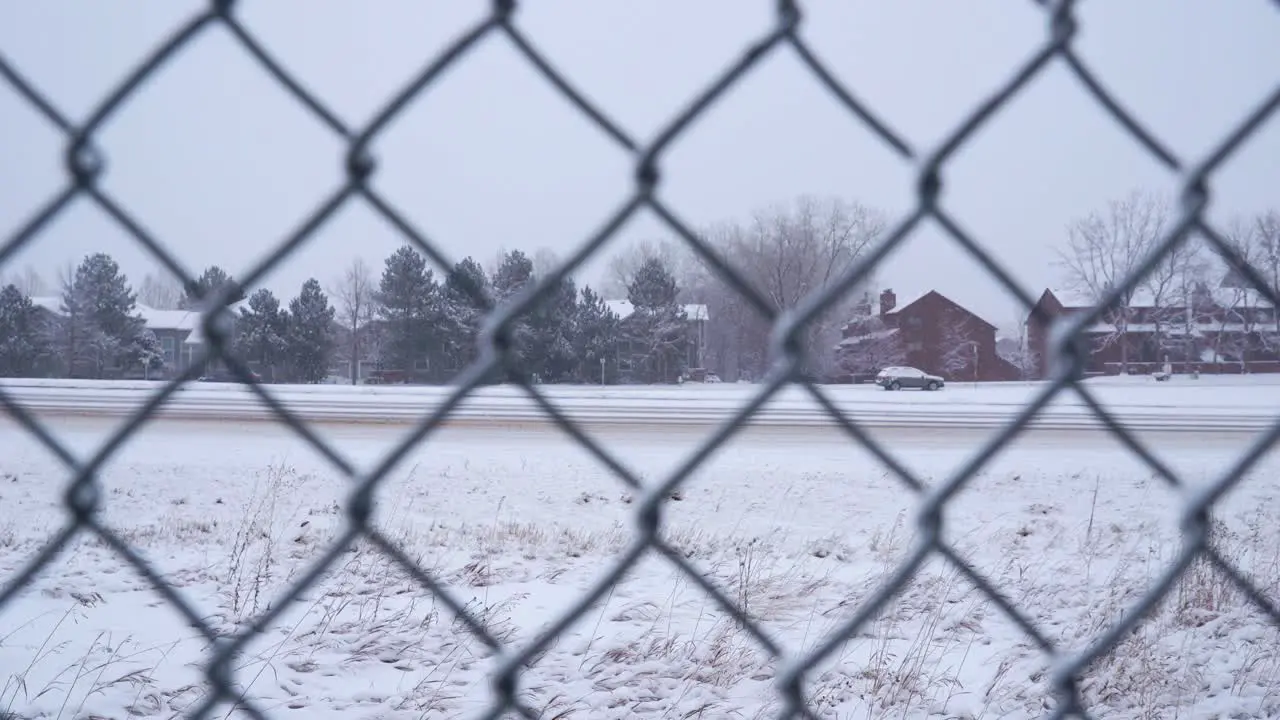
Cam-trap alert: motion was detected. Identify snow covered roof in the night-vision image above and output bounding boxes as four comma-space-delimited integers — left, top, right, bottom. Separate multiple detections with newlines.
1086, 321, 1276, 335
1207, 286, 1274, 309
1049, 285, 1274, 311
26, 296, 241, 344
136, 306, 201, 332
1048, 287, 1114, 308
184, 301, 253, 345
605, 299, 709, 321
836, 327, 899, 348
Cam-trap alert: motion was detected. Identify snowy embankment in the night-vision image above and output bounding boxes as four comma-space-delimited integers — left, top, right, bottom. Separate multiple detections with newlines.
2, 375, 1279, 433
1, 418, 1277, 718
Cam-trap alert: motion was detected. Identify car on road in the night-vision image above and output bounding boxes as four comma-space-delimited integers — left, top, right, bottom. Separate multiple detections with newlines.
875, 366, 945, 391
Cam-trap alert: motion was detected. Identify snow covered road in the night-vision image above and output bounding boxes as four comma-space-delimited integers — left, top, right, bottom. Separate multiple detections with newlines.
3, 376, 1279, 437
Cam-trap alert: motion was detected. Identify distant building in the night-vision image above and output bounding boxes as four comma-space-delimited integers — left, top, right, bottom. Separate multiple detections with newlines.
835, 289, 1020, 382
1026, 283, 1280, 378
27, 296, 239, 379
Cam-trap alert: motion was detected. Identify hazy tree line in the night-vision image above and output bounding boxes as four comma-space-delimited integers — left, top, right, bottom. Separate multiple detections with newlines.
0, 245, 695, 385
0, 253, 167, 379
0, 254, 335, 382
322, 245, 690, 385
0, 193, 890, 384
20, 190, 1265, 385
6, 187, 1276, 382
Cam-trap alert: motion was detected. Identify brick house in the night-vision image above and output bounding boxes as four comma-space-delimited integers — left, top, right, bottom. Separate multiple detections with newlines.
836, 289, 1020, 382
1026, 283, 1280, 378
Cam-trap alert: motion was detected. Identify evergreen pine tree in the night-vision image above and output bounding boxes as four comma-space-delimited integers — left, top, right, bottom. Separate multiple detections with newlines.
490, 249, 534, 302
524, 275, 579, 382
489, 250, 536, 378
0, 284, 51, 377
440, 256, 490, 372
624, 256, 688, 383
182, 265, 246, 309
376, 246, 441, 380
287, 279, 336, 383
234, 288, 290, 381
574, 285, 621, 384
61, 253, 149, 378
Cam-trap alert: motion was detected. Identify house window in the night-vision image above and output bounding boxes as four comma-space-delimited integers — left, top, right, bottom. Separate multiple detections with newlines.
161, 336, 176, 367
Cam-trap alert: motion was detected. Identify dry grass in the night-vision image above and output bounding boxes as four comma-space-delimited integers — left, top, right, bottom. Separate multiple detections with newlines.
0, 600, 177, 720
3, 464, 1279, 719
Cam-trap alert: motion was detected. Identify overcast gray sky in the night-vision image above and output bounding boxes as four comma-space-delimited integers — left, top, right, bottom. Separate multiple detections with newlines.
2, 2, 1278, 330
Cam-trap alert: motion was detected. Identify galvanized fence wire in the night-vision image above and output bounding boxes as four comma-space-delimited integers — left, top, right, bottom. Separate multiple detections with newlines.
2, 1, 1280, 717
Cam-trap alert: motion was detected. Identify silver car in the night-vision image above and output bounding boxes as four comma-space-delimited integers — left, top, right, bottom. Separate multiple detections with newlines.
875, 366, 945, 391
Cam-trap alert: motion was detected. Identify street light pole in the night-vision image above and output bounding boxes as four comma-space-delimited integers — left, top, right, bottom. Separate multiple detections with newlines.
600, 357, 605, 386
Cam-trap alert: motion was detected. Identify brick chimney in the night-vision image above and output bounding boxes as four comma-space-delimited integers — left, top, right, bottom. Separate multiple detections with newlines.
879, 289, 896, 316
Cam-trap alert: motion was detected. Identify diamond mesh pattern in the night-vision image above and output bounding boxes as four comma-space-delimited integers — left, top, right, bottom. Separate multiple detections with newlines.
3, 2, 1280, 719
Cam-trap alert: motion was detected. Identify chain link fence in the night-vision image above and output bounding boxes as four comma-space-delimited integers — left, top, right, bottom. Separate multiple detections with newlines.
2, 2, 1280, 718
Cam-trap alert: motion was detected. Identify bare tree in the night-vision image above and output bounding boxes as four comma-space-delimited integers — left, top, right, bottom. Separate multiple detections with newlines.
1141, 232, 1206, 363
602, 237, 701, 301
600, 196, 885, 381
1220, 210, 1280, 320
330, 257, 376, 384
137, 271, 184, 310
1211, 216, 1280, 368
998, 341, 1038, 381
531, 247, 563, 279
996, 317, 1039, 380
939, 311, 979, 380
695, 196, 885, 381
0, 265, 46, 296
1056, 189, 1170, 373
1254, 210, 1280, 305
1156, 240, 1215, 368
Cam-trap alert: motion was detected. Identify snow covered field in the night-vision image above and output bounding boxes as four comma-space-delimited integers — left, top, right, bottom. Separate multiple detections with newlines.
2, 408, 1279, 718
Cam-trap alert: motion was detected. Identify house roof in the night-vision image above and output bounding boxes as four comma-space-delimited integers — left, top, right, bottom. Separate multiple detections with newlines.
185, 301, 253, 345
136, 306, 202, 332
1044, 284, 1275, 312
1207, 285, 1274, 309
605, 299, 709, 321
835, 327, 899, 348
1046, 286, 1165, 308
27, 296, 246, 344
882, 290, 929, 315
1086, 320, 1274, 335
1044, 287, 1092, 308
889, 289, 996, 331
